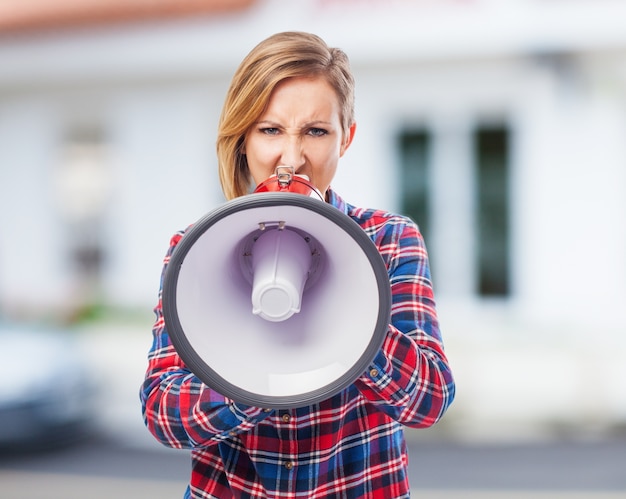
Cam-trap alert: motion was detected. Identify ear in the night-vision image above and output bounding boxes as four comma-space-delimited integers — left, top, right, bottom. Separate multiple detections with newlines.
339, 122, 357, 157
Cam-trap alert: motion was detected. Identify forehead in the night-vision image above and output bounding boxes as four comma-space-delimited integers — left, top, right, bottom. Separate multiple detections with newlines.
262, 76, 341, 117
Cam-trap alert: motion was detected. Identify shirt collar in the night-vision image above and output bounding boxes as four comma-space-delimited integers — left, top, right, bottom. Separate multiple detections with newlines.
325, 187, 349, 216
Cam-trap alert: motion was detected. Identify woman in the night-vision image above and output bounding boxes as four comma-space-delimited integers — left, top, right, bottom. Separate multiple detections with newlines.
141, 31, 455, 498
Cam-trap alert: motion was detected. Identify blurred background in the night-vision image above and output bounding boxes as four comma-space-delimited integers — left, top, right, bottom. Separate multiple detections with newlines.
1, 0, 625, 497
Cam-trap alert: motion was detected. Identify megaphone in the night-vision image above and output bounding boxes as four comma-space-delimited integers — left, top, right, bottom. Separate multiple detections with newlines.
162, 167, 391, 409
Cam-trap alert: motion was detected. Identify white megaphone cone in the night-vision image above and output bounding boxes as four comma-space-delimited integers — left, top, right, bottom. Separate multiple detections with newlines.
161, 166, 391, 409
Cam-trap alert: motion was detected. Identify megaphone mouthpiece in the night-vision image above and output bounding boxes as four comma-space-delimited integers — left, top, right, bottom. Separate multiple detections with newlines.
254, 166, 324, 201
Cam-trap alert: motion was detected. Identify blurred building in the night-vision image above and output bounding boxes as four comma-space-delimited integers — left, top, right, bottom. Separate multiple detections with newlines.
1, 0, 625, 437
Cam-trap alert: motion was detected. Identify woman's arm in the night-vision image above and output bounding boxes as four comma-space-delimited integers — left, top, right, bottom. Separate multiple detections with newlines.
140, 232, 272, 449
354, 217, 456, 428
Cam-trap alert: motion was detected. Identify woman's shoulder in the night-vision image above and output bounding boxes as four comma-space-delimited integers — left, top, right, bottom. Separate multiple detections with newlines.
346, 202, 419, 236
328, 188, 416, 228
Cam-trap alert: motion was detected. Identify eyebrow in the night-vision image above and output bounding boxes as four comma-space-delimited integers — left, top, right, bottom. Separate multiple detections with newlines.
255, 120, 334, 128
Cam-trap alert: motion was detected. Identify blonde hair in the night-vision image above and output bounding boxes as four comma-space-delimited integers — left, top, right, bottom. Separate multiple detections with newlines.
217, 31, 355, 200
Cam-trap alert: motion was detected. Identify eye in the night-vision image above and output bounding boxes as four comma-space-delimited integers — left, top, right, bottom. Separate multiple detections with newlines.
260, 127, 280, 136
308, 127, 328, 137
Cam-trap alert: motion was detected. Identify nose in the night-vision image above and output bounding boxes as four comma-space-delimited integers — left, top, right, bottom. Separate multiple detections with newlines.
280, 136, 305, 172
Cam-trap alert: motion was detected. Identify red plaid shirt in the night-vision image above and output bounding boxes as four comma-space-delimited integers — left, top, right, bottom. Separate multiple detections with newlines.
141, 189, 455, 498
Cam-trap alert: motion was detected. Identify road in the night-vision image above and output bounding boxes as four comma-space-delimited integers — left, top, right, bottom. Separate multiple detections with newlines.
1, 431, 625, 499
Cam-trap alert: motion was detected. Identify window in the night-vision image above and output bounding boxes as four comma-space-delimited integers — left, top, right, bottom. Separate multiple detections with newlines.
55, 126, 111, 294
474, 126, 510, 296
398, 129, 431, 243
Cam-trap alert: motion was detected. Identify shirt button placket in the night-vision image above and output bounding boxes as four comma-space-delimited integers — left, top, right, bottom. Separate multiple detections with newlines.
279, 411, 296, 480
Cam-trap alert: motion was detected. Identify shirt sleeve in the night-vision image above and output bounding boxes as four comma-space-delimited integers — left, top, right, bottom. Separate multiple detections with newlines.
140, 231, 273, 450
353, 217, 456, 428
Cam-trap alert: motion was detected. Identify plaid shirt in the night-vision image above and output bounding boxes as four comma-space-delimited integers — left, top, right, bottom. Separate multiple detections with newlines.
141, 189, 455, 498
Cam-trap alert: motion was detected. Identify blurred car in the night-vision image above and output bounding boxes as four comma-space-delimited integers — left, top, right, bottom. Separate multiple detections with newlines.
0, 320, 97, 450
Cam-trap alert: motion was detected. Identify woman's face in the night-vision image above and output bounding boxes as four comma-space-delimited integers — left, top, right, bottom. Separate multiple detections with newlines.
244, 76, 355, 199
